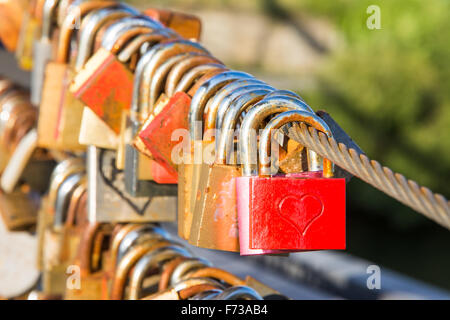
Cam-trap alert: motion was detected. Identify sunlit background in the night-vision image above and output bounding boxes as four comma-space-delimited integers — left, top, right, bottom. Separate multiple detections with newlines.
125, 0, 450, 289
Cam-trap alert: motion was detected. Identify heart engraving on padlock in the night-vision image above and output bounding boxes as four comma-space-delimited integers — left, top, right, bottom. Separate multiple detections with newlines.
98, 149, 151, 215
278, 194, 324, 236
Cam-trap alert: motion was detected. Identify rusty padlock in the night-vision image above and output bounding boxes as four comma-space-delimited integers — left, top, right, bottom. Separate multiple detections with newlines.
143, 8, 202, 41
180, 71, 253, 241
189, 85, 274, 251
65, 223, 114, 300
135, 53, 224, 181
37, 1, 117, 151
124, 40, 210, 195
70, 17, 173, 134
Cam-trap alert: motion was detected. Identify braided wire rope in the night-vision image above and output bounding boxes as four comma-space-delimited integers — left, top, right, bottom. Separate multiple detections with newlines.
286, 123, 450, 230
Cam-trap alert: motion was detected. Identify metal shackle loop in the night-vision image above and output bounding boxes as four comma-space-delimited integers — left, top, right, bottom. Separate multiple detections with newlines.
188, 70, 254, 140
216, 87, 274, 165
169, 257, 212, 286
239, 96, 316, 176
41, 0, 59, 41
139, 40, 210, 118
173, 63, 226, 95
116, 224, 171, 265
74, 6, 136, 70
259, 110, 333, 178
116, 31, 171, 63
128, 245, 192, 300
53, 173, 84, 229
205, 78, 269, 133
57, 1, 118, 63
165, 54, 224, 97
264, 89, 305, 102
101, 16, 167, 50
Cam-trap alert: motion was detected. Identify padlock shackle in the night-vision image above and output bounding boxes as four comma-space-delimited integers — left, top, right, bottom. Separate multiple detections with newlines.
148, 53, 194, 114
239, 97, 317, 176
213, 83, 274, 133
158, 256, 188, 291
48, 160, 85, 207
179, 285, 223, 300
56, 0, 72, 27
151, 52, 216, 99
109, 224, 142, 270
110, 240, 171, 300
116, 31, 168, 63
189, 71, 254, 141
78, 223, 112, 275
216, 87, 274, 165
259, 110, 333, 178
78, 222, 100, 275
116, 225, 170, 265
56, 1, 118, 63
205, 78, 269, 132
170, 257, 212, 286
187, 267, 246, 286
53, 172, 84, 229
139, 41, 209, 120
41, 0, 59, 41
131, 40, 207, 118
173, 63, 226, 97
212, 286, 263, 300
63, 177, 87, 229
64, 183, 87, 229
173, 277, 225, 292
165, 54, 223, 97
101, 16, 167, 50
264, 89, 305, 102
74, 6, 136, 70
128, 246, 192, 300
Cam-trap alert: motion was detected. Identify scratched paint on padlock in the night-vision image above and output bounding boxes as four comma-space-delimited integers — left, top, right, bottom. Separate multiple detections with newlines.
214, 178, 239, 240
71, 49, 134, 134
190, 163, 240, 252
138, 92, 191, 176
249, 177, 346, 250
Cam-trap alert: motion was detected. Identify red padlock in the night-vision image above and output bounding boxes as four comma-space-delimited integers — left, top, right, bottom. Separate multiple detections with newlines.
137, 91, 191, 178
236, 110, 346, 254
70, 17, 173, 133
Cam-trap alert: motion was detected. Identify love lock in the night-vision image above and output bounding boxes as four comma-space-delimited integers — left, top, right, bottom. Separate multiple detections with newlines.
236, 109, 346, 254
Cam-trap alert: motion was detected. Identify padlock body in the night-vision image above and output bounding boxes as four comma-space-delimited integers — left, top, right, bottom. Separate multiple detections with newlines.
236, 174, 346, 251
65, 272, 109, 300
71, 48, 134, 134
87, 147, 177, 223
138, 92, 191, 179
143, 8, 202, 41
189, 163, 240, 252
37, 62, 85, 151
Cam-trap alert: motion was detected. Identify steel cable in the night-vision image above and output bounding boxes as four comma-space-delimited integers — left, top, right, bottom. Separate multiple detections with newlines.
286, 123, 450, 230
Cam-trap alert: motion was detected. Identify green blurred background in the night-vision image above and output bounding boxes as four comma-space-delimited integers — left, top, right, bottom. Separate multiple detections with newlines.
131, 0, 450, 289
